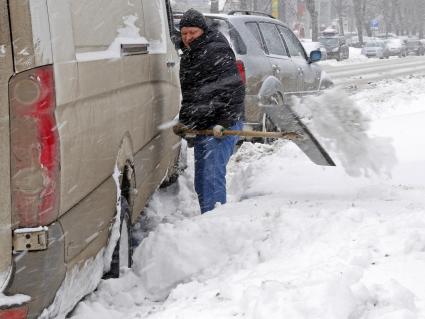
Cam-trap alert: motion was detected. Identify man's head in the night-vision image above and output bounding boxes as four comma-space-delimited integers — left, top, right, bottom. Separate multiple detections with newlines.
179, 9, 207, 48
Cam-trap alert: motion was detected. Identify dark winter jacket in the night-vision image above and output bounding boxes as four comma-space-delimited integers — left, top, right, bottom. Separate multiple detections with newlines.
179, 28, 245, 130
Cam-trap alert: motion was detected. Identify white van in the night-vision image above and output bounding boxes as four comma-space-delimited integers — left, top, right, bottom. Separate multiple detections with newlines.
0, 0, 181, 318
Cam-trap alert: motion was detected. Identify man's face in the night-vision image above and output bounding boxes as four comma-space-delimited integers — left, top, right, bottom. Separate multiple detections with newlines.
181, 27, 204, 48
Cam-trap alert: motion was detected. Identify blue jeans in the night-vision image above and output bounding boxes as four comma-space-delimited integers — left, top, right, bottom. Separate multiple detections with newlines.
194, 121, 243, 213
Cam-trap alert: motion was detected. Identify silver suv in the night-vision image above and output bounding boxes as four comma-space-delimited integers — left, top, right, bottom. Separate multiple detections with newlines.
1, 0, 181, 318
176, 11, 333, 134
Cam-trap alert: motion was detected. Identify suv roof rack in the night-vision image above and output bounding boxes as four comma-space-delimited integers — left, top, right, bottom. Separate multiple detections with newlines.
228, 10, 275, 19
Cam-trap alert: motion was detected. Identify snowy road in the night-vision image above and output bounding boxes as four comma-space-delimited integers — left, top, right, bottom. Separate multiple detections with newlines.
322, 55, 425, 88
66, 67, 425, 318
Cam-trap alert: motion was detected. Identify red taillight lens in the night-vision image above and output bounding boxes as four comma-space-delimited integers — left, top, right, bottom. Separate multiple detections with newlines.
0, 306, 28, 319
236, 60, 246, 84
9, 65, 60, 227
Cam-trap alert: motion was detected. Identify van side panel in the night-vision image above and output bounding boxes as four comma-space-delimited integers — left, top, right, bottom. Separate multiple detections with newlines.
0, 0, 13, 291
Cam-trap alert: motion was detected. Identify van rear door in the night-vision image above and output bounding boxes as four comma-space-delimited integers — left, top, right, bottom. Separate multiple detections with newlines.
0, 0, 14, 292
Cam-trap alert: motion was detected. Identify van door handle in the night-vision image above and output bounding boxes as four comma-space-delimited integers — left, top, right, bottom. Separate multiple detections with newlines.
121, 43, 149, 56
167, 61, 176, 67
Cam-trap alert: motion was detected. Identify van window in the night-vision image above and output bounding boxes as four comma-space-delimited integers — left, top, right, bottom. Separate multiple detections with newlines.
70, 0, 146, 59
142, 0, 169, 54
278, 25, 305, 58
259, 23, 288, 57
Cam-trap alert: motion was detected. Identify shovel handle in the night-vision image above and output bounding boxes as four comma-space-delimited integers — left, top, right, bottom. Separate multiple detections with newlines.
182, 129, 302, 140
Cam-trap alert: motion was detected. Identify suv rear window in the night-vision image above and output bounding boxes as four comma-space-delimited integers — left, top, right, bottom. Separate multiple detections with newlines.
206, 17, 247, 55
245, 22, 266, 52
258, 23, 288, 56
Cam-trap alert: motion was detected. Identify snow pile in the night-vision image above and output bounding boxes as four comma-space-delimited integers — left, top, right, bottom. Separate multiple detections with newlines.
352, 75, 425, 120
319, 47, 370, 66
0, 293, 30, 307
70, 76, 425, 318
292, 88, 397, 177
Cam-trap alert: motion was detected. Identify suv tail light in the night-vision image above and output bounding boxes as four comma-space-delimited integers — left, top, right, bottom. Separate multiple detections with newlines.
236, 60, 246, 84
9, 65, 60, 227
0, 305, 28, 319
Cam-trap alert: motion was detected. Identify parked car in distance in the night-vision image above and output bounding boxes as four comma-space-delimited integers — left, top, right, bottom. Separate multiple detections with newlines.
1, 0, 182, 318
406, 39, 425, 55
349, 36, 376, 48
361, 40, 390, 59
182, 11, 333, 136
301, 40, 328, 60
319, 35, 349, 61
385, 38, 407, 57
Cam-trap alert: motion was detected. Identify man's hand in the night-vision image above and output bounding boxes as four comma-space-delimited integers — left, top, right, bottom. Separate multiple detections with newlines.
173, 123, 189, 137
213, 125, 225, 138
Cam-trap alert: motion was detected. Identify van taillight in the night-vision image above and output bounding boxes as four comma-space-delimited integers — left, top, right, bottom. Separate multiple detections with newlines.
236, 60, 246, 84
0, 305, 28, 319
9, 65, 60, 227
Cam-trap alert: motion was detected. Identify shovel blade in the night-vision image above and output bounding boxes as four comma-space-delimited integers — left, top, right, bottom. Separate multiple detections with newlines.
264, 105, 336, 166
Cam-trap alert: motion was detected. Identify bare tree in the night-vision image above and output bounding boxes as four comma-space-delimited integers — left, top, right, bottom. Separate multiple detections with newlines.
305, 0, 319, 41
418, 0, 425, 38
351, 0, 364, 43
331, 0, 351, 35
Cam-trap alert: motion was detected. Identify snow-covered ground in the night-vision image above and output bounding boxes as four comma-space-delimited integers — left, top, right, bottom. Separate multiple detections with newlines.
69, 74, 425, 319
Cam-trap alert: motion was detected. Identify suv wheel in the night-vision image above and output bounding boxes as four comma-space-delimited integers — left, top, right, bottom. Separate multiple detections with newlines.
260, 93, 282, 144
105, 196, 133, 279
262, 113, 276, 144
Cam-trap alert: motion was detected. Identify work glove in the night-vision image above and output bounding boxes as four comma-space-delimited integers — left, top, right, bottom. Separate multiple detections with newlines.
213, 125, 225, 138
173, 123, 189, 137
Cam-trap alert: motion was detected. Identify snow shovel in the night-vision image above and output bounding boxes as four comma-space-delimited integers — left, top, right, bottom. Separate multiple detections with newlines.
261, 103, 336, 167
176, 128, 302, 141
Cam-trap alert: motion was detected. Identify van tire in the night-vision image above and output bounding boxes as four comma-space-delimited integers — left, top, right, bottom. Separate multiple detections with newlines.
160, 143, 187, 188
105, 196, 133, 279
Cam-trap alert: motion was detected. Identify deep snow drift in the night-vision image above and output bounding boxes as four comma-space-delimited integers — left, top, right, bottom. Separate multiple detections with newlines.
70, 75, 425, 319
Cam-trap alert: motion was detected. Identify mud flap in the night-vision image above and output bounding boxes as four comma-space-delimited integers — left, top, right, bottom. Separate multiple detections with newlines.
263, 105, 336, 166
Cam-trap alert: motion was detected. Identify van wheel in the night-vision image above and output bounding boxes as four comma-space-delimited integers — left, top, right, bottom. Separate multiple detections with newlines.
105, 197, 132, 279
160, 143, 187, 188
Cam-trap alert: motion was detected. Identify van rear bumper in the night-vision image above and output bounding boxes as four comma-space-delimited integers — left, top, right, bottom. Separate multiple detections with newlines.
5, 223, 66, 319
